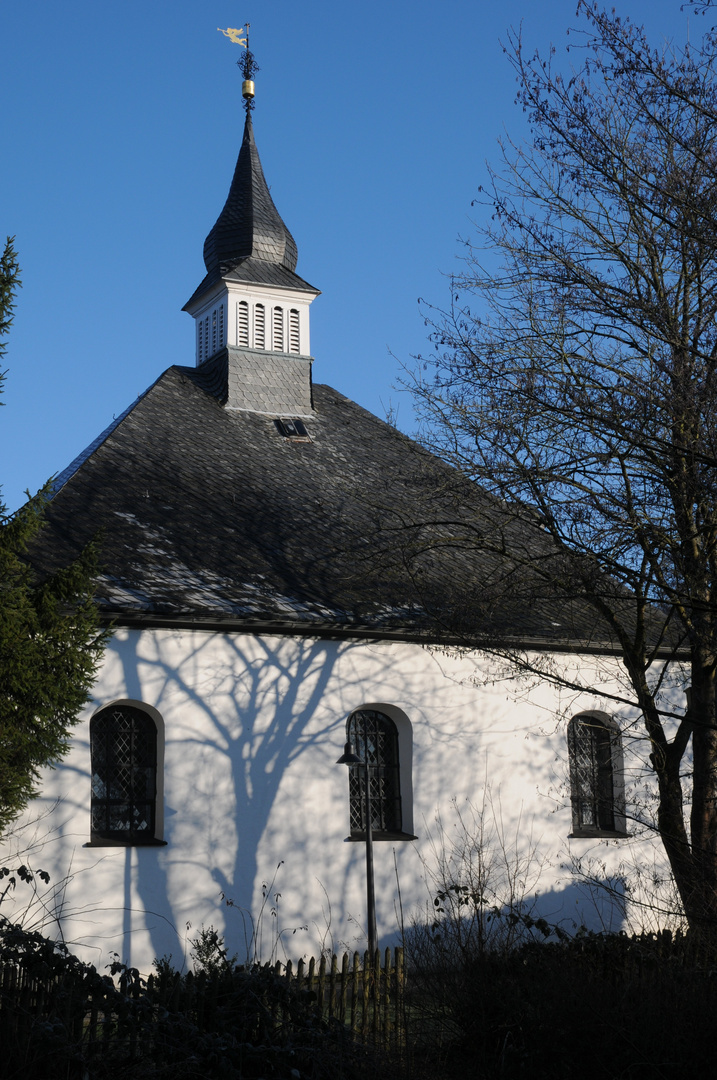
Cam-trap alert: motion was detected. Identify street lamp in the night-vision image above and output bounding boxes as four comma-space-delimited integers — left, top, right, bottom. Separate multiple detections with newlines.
337, 732, 378, 959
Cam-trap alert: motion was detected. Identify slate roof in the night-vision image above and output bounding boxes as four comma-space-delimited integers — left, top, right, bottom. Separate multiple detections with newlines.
184, 111, 318, 308
31, 365, 627, 650
30, 101, 658, 653
185, 258, 318, 311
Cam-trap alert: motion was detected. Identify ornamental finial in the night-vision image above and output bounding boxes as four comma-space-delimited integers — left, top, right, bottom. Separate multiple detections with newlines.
217, 22, 259, 110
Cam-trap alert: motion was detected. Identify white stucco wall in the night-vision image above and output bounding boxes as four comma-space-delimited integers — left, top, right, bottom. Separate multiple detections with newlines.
0, 627, 663, 975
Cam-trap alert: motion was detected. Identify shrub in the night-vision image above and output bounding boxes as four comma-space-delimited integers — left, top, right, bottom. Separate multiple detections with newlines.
406, 929, 717, 1080
0, 919, 395, 1080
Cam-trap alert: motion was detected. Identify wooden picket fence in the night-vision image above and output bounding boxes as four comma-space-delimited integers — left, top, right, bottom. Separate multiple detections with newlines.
0, 946, 406, 1072
281, 946, 405, 1050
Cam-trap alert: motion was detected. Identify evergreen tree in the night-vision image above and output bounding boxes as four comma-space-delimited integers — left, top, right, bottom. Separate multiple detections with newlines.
0, 237, 109, 836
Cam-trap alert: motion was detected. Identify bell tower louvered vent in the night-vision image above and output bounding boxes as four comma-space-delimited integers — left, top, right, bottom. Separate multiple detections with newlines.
272, 307, 284, 351
289, 309, 300, 353
197, 305, 225, 362
254, 304, 266, 349
237, 301, 249, 346
184, 102, 320, 411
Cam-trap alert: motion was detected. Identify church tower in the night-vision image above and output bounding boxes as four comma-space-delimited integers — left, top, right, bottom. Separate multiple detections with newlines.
183, 63, 319, 417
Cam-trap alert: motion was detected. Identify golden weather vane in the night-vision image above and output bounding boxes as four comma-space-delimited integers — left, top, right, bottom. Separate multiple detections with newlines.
217, 22, 257, 108
217, 26, 248, 47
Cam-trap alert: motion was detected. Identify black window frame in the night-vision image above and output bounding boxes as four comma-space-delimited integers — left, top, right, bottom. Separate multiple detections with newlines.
347, 709, 403, 838
89, 705, 162, 846
275, 417, 309, 439
568, 713, 624, 837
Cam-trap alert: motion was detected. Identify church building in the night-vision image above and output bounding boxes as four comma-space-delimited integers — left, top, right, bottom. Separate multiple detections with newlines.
3, 69, 636, 973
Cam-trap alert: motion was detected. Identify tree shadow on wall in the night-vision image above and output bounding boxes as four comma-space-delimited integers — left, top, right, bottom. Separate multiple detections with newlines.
107, 629, 377, 966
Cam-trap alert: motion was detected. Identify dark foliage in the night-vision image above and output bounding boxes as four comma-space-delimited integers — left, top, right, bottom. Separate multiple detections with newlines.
407, 929, 717, 1079
4, 918, 716, 1079
0, 237, 109, 835
0, 920, 393, 1080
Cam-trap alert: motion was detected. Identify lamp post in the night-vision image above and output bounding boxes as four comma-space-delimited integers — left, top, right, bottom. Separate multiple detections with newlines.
337, 729, 378, 959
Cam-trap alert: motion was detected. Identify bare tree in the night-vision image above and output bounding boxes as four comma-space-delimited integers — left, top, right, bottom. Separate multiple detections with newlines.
407, 3, 717, 930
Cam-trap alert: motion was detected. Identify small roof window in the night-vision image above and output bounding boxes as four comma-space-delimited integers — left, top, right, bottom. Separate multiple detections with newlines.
275, 418, 309, 439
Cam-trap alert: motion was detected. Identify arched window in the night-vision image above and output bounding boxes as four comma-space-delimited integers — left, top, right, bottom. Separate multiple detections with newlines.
346, 709, 402, 836
568, 713, 624, 836
90, 705, 160, 844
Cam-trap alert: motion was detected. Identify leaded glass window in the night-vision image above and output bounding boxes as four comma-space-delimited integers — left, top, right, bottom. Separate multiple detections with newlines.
568, 714, 616, 833
347, 710, 402, 835
91, 706, 157, 843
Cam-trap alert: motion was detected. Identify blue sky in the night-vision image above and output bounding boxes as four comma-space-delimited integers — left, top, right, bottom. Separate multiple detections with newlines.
1, 0, 694, 512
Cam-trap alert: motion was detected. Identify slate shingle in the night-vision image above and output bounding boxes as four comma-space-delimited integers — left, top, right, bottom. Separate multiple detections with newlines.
32, 367, 620, 649
183, 111, 319, 310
